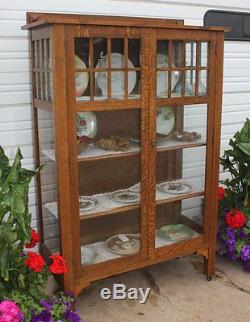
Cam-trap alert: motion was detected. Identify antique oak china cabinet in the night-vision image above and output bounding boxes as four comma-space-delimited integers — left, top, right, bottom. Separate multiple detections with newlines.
23, 12, 226, 295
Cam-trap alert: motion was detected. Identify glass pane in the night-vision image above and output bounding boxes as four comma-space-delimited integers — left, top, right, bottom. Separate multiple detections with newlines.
156, 105, 207, 150
157, 40, 169, 68
37, 109, 60, 254
185, 42, 196, 67
111, 71, 124, 98
95, 71, 108, 99
155, 102, 207, 249
199, 70, 207, 96
111, 39, 124, 67
128, 71, 140, 99
157, 71, 168, 97
32, 39, 52, 102
172, 41, 183, 67
185, 70, 196, 96
171, 71, 182, 97
129, 39, 140, 67
201, 42, 209, 67
76, 109, 142, 266
75, 71, 89, 99
93, 38, 107, 68
155, 196, 204, 248
75, 38, 89, 68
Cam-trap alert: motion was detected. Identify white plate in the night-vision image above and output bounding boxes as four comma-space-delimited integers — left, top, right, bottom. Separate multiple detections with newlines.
76, 112, 97, 139
105, 234, 140, 255
157, 53, 168, 68
158, 180, 192, 194
130, 183, 141, 192
75, 55, 89, 97
156, 106, 175, 136
157, 54, 180, 96
79, 196, 100, 212
109, 189, 140, 204
95, 53, 136, 96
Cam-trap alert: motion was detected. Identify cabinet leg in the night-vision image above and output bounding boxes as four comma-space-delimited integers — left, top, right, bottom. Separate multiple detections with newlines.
203, 249, 215, 281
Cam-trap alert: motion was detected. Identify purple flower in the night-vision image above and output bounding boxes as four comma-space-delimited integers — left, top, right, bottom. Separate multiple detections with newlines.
64, 310, 82, 322
31, 310, 52, 322
240, 244, 250, 261
225, 228, 236, 253
238, 231, 248, 239
40, 300, 52, 311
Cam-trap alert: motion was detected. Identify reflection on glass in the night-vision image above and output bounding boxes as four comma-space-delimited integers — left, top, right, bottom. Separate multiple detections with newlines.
157, 71, 168, 97
75, 71, 89, 98
157, 40, 168, 68
111, 71, 125, 98
111, 39, 124, 67
201, 42, 208, 67
155, 141, 206, 249
185, 42, 196, 67
128, 39, 140, 67
156, 105, 207, 150
155, 196, 204, 248
95, 71, 108, 98
173, 41, 183, 67
37, 109, 60, 254
198, 70, 207, 96
171, 71, 183, 97
76, 109, 142, 266
128, 71, 140, 98
185, 70, 196, 96
74, 38, 89, 67
93, 38, 107, 67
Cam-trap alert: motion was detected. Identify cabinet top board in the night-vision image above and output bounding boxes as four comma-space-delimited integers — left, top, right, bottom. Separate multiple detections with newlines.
22, 12, 229, 32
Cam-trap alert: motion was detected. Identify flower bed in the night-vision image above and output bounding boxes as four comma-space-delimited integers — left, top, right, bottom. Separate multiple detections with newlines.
0, 146, 83, 321
217, 119, 250, 270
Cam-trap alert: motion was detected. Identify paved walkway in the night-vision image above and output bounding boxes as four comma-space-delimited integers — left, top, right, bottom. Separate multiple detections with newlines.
77, 255, 250, 322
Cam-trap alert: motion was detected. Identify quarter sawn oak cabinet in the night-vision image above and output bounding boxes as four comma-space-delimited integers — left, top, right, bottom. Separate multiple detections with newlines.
23, 12, 226, 295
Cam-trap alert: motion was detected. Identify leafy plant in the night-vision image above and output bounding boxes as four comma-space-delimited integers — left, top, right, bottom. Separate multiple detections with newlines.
218, 119, 250, 269
0, 146, 47, 296
220, 118, 250, 208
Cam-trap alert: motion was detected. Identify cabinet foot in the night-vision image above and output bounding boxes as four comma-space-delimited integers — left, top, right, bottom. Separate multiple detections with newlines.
206, 275, 212, 282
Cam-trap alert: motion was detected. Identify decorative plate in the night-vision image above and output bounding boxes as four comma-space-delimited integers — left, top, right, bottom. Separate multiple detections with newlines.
158, 224, 193, 243
79, 196, 100, 212
95, 53, 136, 96
156, 106, 175, 136
75, 55, 89, 97
157, 53, 168, 68
130, 183, 141, 192
105, 234, 140, 255
158, 180, 192, 194
109, 189, 140, 204
76, 112, 97, 139
157, 54, 180, 96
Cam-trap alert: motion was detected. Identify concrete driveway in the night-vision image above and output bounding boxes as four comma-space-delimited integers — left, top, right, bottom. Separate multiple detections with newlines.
77, 255, 250, 322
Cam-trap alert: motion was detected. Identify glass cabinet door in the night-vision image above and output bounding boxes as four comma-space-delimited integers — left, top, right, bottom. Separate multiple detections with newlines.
69, 30, 147, 270
151, 34, 213, 256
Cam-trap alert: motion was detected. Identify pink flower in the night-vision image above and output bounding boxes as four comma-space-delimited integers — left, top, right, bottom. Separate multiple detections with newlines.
0, 300, 23, 322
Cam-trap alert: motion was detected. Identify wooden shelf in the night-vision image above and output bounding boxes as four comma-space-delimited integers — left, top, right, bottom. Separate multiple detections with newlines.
44, 185, 204, 221
42, 138, 206, 163
80, 228, 202, 265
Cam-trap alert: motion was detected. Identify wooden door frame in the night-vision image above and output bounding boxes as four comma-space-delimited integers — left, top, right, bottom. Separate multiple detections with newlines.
146, 28, 219, 260
63, 24, 150, 283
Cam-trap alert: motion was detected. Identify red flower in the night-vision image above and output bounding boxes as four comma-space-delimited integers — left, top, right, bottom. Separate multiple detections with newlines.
25, 252, 45, 272
225, 209, 246, 229
25, 229, 39, 248
218, 186, 226, 201
49, 255, 68, 275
